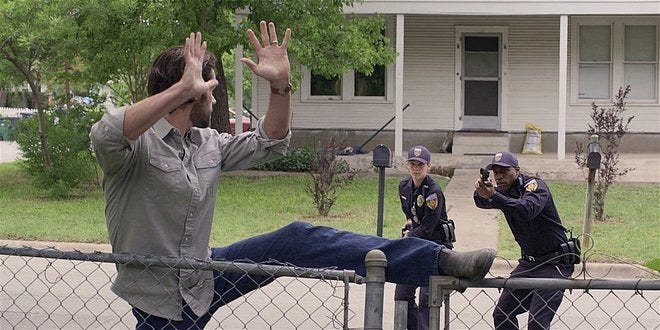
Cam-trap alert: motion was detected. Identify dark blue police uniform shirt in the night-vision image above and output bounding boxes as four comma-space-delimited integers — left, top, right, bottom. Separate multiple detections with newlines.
473, 173, 568, 257
399, 175, 453, 248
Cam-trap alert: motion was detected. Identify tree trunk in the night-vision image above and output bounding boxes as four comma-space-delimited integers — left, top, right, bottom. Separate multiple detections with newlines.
28, 80, 52, 171
211, 62, 230, 133
1, 45, 51, 170
0, 89, 6, 106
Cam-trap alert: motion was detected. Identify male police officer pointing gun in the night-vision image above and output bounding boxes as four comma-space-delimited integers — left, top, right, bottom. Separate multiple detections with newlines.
474, 151, 576, 330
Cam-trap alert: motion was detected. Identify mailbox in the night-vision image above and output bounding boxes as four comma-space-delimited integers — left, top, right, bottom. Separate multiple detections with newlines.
586, 135, 601, 170
372, 144, 392, 168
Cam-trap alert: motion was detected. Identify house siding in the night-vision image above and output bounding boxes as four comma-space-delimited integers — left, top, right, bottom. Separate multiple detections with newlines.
402, 16, 455, 130
506, 17, 561, 131
254, 15, 659, 136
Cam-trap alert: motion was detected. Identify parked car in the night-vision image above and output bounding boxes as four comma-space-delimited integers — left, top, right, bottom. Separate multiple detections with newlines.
229, 108, 252, 135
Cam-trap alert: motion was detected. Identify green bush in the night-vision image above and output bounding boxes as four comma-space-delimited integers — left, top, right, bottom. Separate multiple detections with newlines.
250, 145, 320, 172
14, 101, 104, 198
306, 138, 357, 216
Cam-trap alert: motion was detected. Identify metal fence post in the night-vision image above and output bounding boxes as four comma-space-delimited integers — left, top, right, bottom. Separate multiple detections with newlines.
394, 301, 408, 330
364, 249, 387, 330
582, 134, 601, 249
429, 276, 461, 329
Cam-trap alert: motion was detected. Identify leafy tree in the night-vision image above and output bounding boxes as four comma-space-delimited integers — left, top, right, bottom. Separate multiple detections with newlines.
0, 0, 80, 170
74, 0, 395, 132
246, 0, 396, 77
575, 86, 635, 221
3, 0, 396, 167
73, 0, 244, 132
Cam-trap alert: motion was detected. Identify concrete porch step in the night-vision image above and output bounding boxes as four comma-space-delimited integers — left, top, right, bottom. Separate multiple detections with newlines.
452, 132, 509, 155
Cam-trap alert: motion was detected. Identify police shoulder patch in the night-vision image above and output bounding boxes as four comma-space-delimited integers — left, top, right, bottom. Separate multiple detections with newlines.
426, 193, 438, 210
525, 179, 538, 192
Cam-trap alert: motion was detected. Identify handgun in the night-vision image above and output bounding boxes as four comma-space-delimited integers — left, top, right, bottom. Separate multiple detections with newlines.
480, 168, 490, 182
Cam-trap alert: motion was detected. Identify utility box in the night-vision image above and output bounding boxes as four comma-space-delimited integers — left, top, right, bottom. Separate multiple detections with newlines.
0, 119, 9, 141
372, 144, 392, 168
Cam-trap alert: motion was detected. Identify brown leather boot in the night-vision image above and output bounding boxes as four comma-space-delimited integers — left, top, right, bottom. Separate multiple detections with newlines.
437, 248, 496, 281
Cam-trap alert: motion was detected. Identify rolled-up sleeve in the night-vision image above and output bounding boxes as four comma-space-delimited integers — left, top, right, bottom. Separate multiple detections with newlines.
216, 116, 291, 172
90, 107, 136, 176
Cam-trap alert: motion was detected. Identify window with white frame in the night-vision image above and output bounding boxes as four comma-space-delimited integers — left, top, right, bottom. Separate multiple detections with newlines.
624, 25, 657, 100
573, 18, 658, 102
578, 25, 611, 99
304, 65, 388, 101
303, 16, 392, 102
310, 73, 342, 98
355, 65, 386, 97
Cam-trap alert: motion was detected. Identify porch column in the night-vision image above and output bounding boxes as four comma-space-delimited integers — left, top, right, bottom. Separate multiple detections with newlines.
394, 14, 405, 157
234, 11, 246, 134
557, 15, 568, 159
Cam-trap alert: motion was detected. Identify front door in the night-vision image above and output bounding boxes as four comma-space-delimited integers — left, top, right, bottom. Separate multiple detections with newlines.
455, 29, 507, 130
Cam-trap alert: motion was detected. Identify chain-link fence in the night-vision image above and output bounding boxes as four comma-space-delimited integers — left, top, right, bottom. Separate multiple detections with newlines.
0, 245, 367, 329
3, 245, 659, 329
424, 275, 660, 329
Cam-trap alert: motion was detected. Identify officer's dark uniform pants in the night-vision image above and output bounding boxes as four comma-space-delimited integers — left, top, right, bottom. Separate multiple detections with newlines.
493, 260, 574, 330
394, 284, 429, 330
394, 240, 450, 330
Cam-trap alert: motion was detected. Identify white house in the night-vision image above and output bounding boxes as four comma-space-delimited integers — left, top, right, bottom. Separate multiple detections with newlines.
243, 0, 660, 158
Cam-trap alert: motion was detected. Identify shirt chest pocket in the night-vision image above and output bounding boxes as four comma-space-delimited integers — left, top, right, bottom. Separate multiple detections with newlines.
194, 152, 222, 187
146, 157, 183, 205
149, 157, 181, 173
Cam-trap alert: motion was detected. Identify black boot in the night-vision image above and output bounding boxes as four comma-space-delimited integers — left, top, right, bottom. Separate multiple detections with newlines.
437, 248, 496, 281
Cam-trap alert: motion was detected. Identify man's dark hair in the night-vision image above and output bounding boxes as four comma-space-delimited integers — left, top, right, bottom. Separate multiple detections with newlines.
147, 46, 217, 96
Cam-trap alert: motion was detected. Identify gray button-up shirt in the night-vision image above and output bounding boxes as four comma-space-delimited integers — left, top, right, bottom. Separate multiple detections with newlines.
90, 107, 290, 320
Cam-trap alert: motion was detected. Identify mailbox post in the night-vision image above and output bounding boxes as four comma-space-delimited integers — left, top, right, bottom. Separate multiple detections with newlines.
372, 145, 392, 237
582, 135, 601, 249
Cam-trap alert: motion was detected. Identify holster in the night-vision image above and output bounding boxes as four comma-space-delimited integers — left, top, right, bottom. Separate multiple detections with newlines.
560, 237, 582, 264
440, 219, 457, 243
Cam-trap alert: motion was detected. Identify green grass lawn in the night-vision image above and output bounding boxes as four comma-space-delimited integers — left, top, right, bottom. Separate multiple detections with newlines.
1, 162, 658, 268
497, 182, 660, 267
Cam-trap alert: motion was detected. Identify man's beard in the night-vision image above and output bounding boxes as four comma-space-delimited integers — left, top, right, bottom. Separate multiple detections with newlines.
190, 103, 210, 128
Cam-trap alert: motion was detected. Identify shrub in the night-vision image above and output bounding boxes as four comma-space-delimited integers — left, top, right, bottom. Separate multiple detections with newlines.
14, 100, 104, 198
306, 138, 357, 216
574, 86, 634, 221
250, 145, 319, 172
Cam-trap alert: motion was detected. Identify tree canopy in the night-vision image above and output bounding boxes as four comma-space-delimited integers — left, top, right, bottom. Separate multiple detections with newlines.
2, 0, 396, 131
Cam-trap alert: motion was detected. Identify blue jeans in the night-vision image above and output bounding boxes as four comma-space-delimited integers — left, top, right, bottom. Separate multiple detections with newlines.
493, 260, 574, 330
133, 221, 444, 329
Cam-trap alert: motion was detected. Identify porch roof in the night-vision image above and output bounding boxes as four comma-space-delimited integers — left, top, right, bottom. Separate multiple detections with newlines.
343, 0, 660, 16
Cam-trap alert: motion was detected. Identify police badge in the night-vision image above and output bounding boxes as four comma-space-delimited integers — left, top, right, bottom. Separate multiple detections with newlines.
416, 194, 425, 207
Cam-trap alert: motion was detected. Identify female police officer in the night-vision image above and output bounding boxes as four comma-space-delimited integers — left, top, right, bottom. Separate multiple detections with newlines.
396, 145, 456, 330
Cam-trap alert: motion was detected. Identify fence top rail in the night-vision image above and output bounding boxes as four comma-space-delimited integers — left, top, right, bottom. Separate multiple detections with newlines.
0, 245, 364, 284
430, 275, 660, 291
